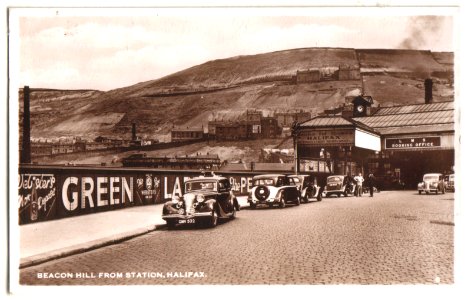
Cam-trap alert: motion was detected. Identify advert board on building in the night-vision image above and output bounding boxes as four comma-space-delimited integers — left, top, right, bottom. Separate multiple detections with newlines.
297, 128, 355, 147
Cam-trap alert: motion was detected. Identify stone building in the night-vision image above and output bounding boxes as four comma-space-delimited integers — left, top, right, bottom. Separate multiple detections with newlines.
170, 126, 204, 142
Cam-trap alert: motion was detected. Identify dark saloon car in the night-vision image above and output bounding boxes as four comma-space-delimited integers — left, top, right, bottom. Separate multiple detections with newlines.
248, 174, 300, 209
445, 174, 455, 192
288, 174, 321, 203
325, 175, 355, 197
162, 174, 239, 228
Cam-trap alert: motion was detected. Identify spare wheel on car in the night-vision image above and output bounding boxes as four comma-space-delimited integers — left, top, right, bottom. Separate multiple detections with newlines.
254, 186, 270, 201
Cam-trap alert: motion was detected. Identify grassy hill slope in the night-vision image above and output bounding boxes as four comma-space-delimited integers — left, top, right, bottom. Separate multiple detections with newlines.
21, 47, 453, 142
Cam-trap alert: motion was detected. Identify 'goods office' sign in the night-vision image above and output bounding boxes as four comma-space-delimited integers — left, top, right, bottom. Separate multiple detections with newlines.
385, 137, 441, 149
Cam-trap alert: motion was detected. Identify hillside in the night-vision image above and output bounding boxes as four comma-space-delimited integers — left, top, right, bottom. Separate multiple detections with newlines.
20, 47, 454, 143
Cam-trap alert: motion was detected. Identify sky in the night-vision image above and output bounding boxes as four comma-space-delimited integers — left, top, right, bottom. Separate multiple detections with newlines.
14, 9, 454, 91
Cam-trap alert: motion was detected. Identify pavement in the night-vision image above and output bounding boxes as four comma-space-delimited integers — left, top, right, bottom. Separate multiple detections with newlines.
19, 196, 249, 269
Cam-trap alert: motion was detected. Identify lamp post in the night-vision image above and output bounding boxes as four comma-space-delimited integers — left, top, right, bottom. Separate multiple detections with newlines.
291, 121, 300, 174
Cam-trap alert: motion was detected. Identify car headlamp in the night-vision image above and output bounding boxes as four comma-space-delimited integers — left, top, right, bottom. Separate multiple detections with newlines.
172, 195, 181, 204
196, 194, 205, 203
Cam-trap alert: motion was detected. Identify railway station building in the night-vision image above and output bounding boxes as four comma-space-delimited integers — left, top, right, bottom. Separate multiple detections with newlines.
294, 98, 455, 189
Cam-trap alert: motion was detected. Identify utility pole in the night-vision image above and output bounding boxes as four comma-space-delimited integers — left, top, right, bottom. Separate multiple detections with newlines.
21, 86, 31, 164
291, 121, 300, 174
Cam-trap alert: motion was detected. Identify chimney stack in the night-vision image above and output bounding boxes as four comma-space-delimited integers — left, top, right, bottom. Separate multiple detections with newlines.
21, 86, 31, 164
132, 123, 137, 141
424, 78, 433, 104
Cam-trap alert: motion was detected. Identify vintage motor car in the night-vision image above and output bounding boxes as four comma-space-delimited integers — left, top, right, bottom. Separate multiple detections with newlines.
445, 174, 455, 192
325, 175, 355, 197
162, 174, 239, 228
248, 174, 300, 209
418, 173, 446, 194
288, 174, 321, 203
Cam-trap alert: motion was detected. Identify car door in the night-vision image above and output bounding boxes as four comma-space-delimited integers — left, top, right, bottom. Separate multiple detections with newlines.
287, 176, 298, 200
217, 179, 232, 213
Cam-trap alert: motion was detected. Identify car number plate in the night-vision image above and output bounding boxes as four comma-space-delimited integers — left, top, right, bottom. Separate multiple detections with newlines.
179, 219, 195, 224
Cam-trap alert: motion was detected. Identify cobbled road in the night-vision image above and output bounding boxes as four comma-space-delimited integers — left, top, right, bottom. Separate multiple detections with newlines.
20, 190, 454, 285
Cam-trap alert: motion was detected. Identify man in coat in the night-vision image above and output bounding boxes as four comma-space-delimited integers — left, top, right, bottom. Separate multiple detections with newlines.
367, 173, 375, 197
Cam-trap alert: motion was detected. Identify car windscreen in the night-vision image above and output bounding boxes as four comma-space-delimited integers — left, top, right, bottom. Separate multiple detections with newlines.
185, 181, 217, 192
254, 178, 275, 186
423, 175, 439, 181
327, 176, 342, 183
449, 175, 454, 181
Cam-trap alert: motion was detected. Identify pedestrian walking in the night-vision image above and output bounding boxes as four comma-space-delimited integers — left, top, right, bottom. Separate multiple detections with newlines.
353, 174, 358, 196
354, 173, 364, 197
367, 173, 375, 197
317, 174, 327, 201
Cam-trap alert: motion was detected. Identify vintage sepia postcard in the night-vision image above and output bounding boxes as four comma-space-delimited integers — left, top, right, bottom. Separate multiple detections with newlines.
6, 2, 469, 299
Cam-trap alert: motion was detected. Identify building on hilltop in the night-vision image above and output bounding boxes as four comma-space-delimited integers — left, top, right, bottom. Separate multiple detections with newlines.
338, 64, 361, 81
275, 110, 312, 128
215, 122, 248, 141
261, 116, 280, 138
296, 69, 321, 84
244, 110, 263, 139
170, 126, 204, 142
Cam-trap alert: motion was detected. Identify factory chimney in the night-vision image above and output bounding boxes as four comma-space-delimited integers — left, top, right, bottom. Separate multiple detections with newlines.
21, 86, 31, 164
424, 78, 433, 104
132, 123, 137, 141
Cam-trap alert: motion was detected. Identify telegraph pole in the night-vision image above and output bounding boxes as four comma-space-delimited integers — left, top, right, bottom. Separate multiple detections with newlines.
291, 121, 300, 174
21, 86, 31, 164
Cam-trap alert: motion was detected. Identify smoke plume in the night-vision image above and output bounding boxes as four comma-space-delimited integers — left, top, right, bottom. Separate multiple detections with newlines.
399, 16, 444, 50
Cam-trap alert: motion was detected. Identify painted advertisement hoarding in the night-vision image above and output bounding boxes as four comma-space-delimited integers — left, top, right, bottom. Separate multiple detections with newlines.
18, 167, 265, 224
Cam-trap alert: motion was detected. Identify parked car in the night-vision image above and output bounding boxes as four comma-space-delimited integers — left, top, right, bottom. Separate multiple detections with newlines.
162, 174, 239, 228
417, 173, 446, 194
248, 174, 300, 209
444, 174, 455, 192
325, 175, 355, 197
288, 174, 321, 203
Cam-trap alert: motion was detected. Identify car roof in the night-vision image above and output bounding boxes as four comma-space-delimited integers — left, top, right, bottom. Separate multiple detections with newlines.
423, 173, 443, 176
253, 174, 285, 179
187, 176, 227, 182
328, 175, 346, 178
